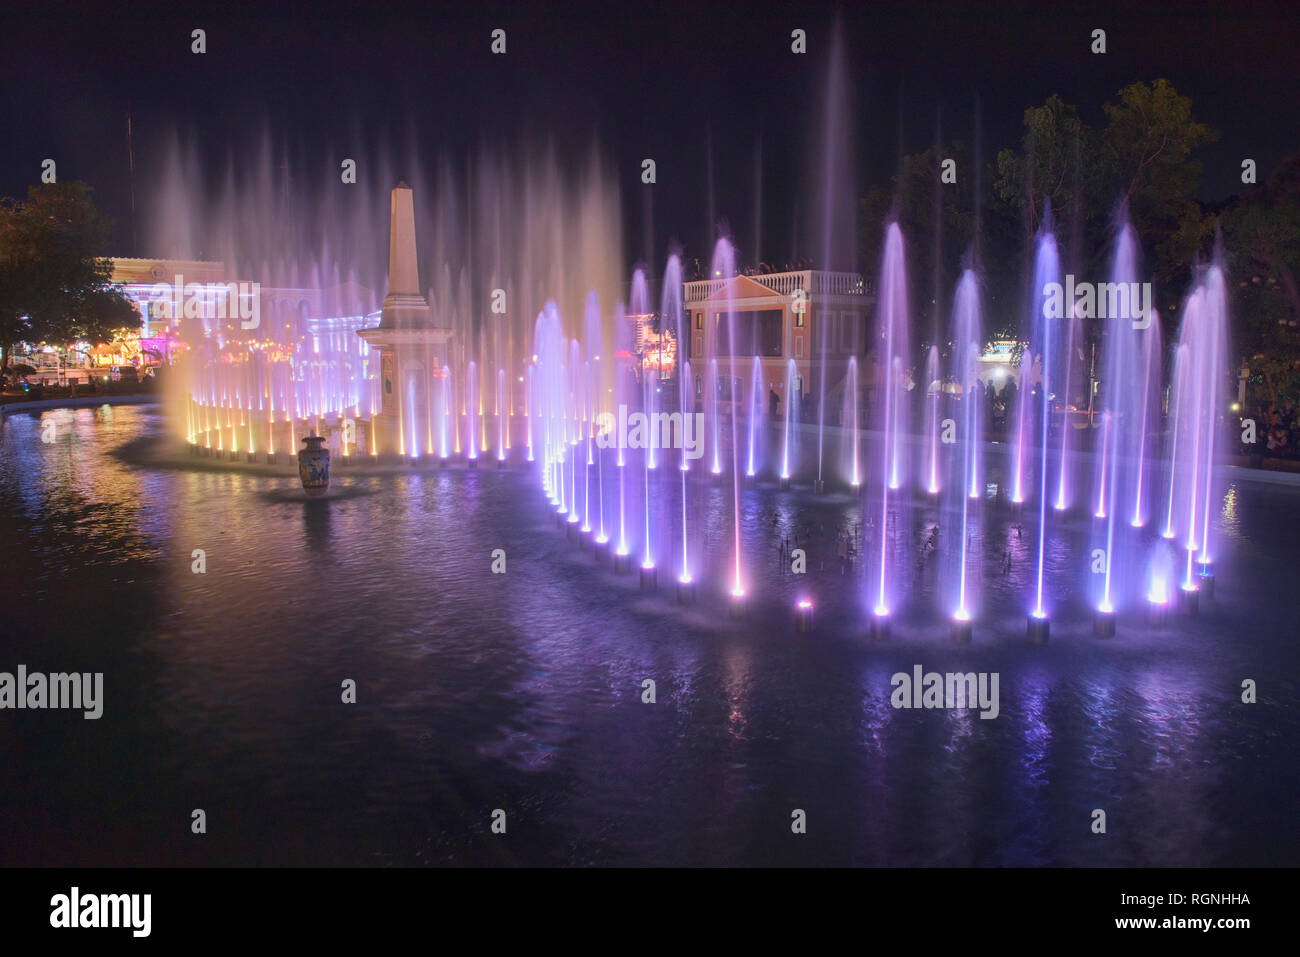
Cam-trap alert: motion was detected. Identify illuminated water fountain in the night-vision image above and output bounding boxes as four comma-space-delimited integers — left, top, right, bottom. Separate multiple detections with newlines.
162, 141, 1236, 648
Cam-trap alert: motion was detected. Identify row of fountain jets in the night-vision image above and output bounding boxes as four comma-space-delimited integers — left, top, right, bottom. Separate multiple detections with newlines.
527, 214, 1227, 640
180, 209, 1227, 640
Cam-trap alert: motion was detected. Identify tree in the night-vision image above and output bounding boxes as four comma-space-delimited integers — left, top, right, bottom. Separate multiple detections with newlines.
994, 95, 1094, 240
0, 181, 137, 381
1099, 79, 1218, 287
1219, 150, 1300, 405
994, 81, 1218, 346
54, 287, 141, 347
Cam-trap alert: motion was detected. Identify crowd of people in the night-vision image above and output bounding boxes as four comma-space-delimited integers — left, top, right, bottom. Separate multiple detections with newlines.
1257, 401, 1298, 457
682, 258, 818, 282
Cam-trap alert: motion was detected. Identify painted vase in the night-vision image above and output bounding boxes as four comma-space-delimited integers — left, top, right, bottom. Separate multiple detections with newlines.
298, 434, 331, 496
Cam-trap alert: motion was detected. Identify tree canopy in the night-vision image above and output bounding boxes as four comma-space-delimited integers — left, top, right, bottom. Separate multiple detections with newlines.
1220, 150, 1300, 403
863, 79, 1226, 363
0, 181, 139, 377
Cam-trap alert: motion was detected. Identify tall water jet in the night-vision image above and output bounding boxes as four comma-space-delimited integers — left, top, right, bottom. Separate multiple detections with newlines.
496, 368, 507, 465
944, 269, 983, 642
924, 347, 941, 495
1093, 214, 1150, 629
812, 20, 857, 492
581, 359, 594, 533
524, 363, 534, 462
1130, 311, 1162, 527
869, 222, 912, 635
1053, 307, 1081, 511
706, 359, 721, 475
466, 359, 479, 465
640, 329, 655, 580
677, 361, 694, 595
1194, 265, 1228, 590
1162, 344, 1189, 540
567, 340, 582, 520
1027, 218, 1061, 638
533, 303, 564, 502
1171, 262, 1229, 597
781, 358, 797, 488
447, 364, 458, 457
747, 355, 763, 478
663, 254, 693, 597
592, 353, 609, 546
841, 357, 861, 487
1179, 403, 1203, 605
631, 268, 655, 470
613, 303, 631, 567
711, 239, 746, 608
439, 366, 452, 461
1010, 349, 1034, 504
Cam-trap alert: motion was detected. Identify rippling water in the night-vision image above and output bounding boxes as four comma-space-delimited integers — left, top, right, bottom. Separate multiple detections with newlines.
0, 404, 1296, 866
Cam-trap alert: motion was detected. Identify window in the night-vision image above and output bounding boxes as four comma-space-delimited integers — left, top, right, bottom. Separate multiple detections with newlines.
695, 312, 702, 330
794, 305, 805, 328
714, 309, 783, 357
794, 336, 804, 358
695, 374, 703, 396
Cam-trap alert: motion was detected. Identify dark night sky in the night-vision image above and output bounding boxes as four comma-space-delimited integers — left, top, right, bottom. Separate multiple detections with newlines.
3, 0, 1298, 268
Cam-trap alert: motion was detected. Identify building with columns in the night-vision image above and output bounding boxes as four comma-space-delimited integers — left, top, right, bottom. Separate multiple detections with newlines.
682, 269, 874, 420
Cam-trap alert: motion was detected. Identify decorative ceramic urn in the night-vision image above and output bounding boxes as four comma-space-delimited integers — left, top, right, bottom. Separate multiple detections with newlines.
298, 434, 331, 496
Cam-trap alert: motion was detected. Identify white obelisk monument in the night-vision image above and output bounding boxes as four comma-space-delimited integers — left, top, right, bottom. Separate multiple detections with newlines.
358, 183, 454, 456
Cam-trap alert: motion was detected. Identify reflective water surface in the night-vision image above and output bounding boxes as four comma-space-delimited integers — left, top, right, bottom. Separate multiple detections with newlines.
1, 405, 1295, 866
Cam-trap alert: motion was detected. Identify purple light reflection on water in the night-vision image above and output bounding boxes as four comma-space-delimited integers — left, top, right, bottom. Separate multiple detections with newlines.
0, 409, 1294, 867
